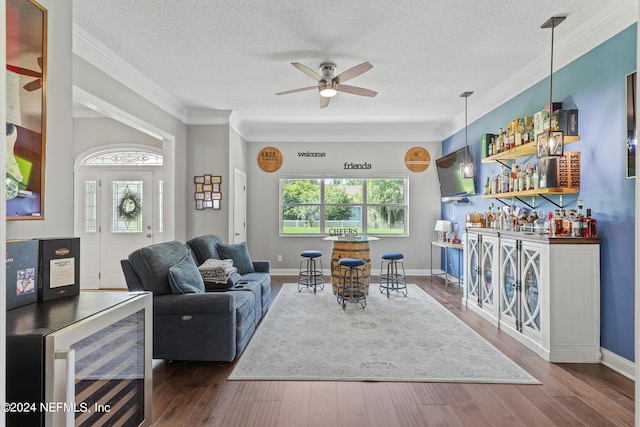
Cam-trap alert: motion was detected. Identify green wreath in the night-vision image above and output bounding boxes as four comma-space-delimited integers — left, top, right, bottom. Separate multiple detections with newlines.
118, 190, 141, 220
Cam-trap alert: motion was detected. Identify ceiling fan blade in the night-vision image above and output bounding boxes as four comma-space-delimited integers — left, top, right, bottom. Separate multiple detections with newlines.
336, 84, 377, 97
320, 96, 331, 109
291, 62, 323, 82
333, 62, 373, 84
276, 86, 318, 96
23, 79, 42, 92
6, 64, 41, 78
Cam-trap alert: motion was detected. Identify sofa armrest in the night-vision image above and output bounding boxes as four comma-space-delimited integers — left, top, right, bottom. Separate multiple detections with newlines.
252, 260, 271, 273
152, 293, 236, 316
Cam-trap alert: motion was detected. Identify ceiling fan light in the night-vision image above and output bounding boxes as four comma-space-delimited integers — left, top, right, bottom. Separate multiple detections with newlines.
319, 86, 337, 97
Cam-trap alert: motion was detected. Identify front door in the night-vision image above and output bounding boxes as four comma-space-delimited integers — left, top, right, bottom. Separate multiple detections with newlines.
99, 169, 156, 288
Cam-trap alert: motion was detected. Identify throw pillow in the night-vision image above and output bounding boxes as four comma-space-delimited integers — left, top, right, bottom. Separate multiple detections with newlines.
168, 254, 205, 294
216, 242, 255, 274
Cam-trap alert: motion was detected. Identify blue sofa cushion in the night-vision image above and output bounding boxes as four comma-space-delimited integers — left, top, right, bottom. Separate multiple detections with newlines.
128, 240, 192, 295
217, 242, 255, 274
168, 254, 205, 294
187, 235, 224, 264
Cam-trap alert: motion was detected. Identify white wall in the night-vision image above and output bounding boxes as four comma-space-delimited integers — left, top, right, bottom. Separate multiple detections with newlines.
74, 116, 162, 156
246, 141, 443, 273
186, 124, 230, 239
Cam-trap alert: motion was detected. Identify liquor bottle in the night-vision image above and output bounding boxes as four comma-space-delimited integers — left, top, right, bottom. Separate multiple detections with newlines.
587, 209, 597, 237
583, 208, 591, 237
517, 166, 525, 193
502, 166, 509, 194
561, 209, 570, 236
532, 164, 539, 189
487, 206, 495, 228
484, 177, 491, 195
572, 200, 585, 237
490, 171, 496, 194
545, 211, 554, 235
498, 128, 505, 153
553, 209, 563, 236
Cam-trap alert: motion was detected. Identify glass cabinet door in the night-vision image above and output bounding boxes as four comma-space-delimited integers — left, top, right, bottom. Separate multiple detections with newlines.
521, 246, 541, 334
466, 235, 479, 303
480, 239, 494, 308
500, 241, 518, 324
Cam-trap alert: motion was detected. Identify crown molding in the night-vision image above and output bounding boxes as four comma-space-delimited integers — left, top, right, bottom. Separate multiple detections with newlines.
232, 119, 447, 143
72, 24, 190, 123
187, 108, 232, 125
444, 0, 637, 139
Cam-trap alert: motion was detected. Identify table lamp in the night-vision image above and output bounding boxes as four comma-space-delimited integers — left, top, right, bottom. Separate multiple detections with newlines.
434, 220, 452, 242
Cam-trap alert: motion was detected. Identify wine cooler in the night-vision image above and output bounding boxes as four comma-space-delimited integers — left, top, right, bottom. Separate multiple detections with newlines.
6, 292, 152, 426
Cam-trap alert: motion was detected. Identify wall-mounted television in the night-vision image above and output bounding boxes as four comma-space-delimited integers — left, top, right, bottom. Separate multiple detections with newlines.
435, 146, 476, 199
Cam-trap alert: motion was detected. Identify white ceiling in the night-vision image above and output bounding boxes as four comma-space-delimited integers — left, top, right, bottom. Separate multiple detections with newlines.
71, 0, 636, 142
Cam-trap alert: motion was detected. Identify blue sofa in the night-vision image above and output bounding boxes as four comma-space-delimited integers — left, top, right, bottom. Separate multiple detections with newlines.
121, 237, 271, 362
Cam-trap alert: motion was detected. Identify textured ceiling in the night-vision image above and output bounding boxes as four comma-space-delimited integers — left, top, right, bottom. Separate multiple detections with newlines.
72, 0, 632, 142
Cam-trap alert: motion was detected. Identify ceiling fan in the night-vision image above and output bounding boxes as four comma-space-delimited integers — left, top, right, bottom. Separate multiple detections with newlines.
276, 62, 377, 108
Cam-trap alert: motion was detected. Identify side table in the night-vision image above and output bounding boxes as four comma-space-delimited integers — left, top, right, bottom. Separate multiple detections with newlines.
430, 241, 463, 291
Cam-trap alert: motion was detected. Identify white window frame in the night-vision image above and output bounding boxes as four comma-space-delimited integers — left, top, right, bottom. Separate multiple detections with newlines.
279, 175, 409, 237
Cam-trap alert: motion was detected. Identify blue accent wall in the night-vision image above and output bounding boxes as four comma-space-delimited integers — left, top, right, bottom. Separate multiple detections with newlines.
441, 24, 637, 361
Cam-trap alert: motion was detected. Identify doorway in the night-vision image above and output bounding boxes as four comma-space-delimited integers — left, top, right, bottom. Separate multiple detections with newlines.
233, 168, 247, 243
76, 148, 163, 289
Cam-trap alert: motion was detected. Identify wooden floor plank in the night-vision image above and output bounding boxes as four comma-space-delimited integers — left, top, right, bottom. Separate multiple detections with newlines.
276, 381, 312, 427
336, 382, 369, 427
361, 382, 401, 427
307, 382, 339, 427
149, 276, 635, 427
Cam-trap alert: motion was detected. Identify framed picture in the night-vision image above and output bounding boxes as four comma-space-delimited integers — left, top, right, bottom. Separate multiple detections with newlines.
194, 174, 222, 210
6, 0, 47, 220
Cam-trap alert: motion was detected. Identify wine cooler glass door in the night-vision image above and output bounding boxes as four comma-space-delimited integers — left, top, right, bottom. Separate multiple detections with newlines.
46, 296, 151, 427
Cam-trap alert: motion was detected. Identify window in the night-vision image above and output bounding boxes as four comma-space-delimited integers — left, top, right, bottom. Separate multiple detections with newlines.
280, 177, 408, 236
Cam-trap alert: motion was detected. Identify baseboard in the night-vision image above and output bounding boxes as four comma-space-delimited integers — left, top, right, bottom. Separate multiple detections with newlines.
600, 347, 635, 380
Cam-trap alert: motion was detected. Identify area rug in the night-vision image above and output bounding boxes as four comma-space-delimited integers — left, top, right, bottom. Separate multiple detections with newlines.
229, 283, 539, 384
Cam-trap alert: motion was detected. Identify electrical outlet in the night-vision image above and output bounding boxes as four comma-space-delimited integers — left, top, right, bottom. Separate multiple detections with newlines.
277, 255, 283, 262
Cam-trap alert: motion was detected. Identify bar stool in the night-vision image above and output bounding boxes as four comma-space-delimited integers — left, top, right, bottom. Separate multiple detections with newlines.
336, 257, 367, 309
298, 250, 324, 293
379, 252, 407, 298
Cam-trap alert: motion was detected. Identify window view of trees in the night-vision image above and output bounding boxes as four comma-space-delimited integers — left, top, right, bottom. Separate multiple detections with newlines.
280, 177, 407, 235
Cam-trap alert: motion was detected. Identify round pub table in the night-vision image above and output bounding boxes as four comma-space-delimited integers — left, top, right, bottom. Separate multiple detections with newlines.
323, 235, 379, 295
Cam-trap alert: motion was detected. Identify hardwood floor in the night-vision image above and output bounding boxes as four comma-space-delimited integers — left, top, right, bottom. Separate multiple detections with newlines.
150, 276, 634, 426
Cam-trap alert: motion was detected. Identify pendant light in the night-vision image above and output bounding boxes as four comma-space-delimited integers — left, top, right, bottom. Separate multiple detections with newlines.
459, 91, 474, 178
537, 15, 566, 158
